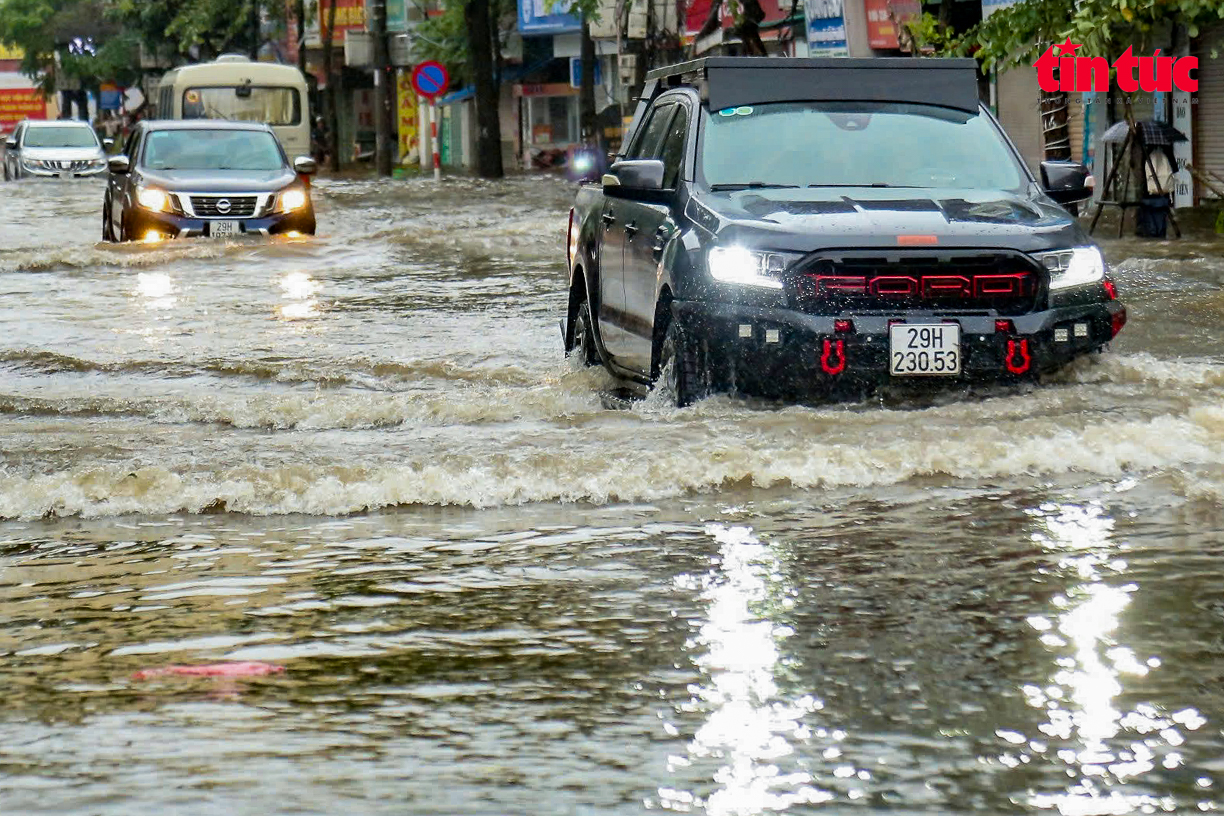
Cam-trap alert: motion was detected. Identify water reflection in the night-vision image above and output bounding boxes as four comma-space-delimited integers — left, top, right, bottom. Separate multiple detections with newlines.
1006, 501, 1212, 815
661, 524, 831, 814
135, 272, 176, 311
277, 270, 319, 320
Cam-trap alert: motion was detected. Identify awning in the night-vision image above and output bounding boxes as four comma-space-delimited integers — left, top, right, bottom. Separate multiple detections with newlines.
437, 58, 553, 105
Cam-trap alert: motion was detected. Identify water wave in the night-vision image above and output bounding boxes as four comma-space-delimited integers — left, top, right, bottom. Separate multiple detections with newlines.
3, 404, 1220, 519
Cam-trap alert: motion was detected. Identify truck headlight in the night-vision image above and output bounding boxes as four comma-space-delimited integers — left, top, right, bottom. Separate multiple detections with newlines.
279, 188, 308, 213
136, 186, 169, 212
707, 246, 800, 290
1037, 247, 1105, 290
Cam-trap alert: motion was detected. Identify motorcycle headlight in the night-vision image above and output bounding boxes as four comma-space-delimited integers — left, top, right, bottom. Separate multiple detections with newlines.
706, 246, 801, 290
1036, 247, 1105, 290
279, 188, 308, 213
136, 186, 169, 212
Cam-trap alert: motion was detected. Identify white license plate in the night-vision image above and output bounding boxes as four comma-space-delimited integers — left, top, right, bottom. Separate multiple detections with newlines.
210, 220, 241, 238
889, 323, 961, 376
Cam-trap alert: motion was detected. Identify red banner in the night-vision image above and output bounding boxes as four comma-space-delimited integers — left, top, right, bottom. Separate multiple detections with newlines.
0, 88, 47, 134
319, 0, 366, 40
685, 0, 793, 40
865, 0, 921, 49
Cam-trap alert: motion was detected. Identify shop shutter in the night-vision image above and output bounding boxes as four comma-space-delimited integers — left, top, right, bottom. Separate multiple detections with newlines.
1194, 24, 1224, 199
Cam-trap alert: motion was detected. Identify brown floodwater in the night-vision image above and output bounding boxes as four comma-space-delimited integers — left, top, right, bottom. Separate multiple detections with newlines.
0, 174, 1222, 814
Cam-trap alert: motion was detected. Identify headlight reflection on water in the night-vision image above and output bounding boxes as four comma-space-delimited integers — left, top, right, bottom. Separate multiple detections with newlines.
135, 272, 176, 311
1008, 502, 1211, 816
657, 524, 834, 814
278, 270, 320, 320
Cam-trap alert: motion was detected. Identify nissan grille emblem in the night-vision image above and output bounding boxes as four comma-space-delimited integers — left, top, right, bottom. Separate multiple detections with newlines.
215, 199, 232, 214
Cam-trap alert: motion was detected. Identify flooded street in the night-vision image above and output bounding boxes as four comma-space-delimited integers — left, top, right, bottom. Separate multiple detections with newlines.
1, 175, 1223, 814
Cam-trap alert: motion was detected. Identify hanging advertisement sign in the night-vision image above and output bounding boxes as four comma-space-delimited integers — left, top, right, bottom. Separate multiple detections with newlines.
518, 0, 582, 35
805, 0, 848, 57
865, 0, 921, 50
396, 69, 419, 161
99, 81, 122, 110
0, 88, 46, 133
306, 0, 367, 46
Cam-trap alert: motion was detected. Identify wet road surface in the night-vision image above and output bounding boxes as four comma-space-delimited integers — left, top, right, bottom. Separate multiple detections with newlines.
0, 175, 1223, 814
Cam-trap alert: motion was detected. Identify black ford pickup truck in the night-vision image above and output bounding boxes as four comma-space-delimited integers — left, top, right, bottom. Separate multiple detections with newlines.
562, 57, 1126, 405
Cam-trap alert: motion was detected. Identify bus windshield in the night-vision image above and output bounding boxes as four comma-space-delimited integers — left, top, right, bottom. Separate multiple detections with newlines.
182, 87, 301, 126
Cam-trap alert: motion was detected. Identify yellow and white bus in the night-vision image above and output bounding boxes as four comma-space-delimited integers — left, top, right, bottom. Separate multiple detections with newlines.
153, 55, 310, 159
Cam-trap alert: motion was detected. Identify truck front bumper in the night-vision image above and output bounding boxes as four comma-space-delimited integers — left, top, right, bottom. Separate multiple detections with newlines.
127, 208, 316, 240
672, 298, 1127, 395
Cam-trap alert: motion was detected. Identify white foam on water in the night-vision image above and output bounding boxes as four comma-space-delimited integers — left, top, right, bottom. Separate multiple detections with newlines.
2, 403, 1221, 519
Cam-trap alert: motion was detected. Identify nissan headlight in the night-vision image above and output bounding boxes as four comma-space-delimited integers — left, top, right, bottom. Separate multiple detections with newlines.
1037, 247, 1105, 290
706, 246, 800, 290
136, 186, 169, 212
279, 188, 308, 213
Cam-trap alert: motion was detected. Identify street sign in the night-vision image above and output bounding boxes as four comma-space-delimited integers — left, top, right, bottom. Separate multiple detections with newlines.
568, 58, 603, 89
412, 61, 450, 100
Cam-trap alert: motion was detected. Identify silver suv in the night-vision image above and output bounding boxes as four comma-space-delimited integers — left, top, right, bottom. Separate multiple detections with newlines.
3, 120, 111, 180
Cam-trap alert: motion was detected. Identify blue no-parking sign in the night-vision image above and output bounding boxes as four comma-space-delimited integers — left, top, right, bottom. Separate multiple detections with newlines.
412, 61, 450, 100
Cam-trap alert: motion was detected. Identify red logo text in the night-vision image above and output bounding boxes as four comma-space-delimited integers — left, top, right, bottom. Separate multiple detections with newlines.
1034, 38, 1198, 93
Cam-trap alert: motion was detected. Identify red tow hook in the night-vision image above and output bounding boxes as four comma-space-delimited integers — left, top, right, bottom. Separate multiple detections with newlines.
821, 338, 846, 376
1004, 338, 1031, 375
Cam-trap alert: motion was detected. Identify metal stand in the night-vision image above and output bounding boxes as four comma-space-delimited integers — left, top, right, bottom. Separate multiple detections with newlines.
1088, 111, 1182, 239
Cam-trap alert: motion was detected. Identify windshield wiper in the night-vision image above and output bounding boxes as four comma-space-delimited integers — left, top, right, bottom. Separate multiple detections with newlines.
807, 183, 919, 188
709, 182, 800, 190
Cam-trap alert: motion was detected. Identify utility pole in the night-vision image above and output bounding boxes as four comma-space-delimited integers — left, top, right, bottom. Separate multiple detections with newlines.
372, 0, 393, 177
249, 0, 261, 60
296, 0, 306, 72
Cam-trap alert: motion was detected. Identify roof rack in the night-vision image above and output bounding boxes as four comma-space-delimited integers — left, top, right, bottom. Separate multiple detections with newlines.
618, 56, 981, 160
643, 56, 980, 113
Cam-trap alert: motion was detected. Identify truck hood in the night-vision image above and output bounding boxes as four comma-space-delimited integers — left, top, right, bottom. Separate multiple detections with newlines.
696, 187, 1088, 253
138, 167, 296, 192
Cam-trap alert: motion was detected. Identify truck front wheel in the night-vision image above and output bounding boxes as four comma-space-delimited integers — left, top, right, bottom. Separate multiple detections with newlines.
658, 318, 709, 407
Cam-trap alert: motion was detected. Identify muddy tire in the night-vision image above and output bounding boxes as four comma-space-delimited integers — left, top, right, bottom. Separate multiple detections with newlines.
568, 299, 599, 367
658, 317, 709, 407
102, 198, 113, 242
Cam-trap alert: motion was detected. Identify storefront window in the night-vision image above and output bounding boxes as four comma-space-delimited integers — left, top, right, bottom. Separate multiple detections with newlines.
524, 95, 578, 146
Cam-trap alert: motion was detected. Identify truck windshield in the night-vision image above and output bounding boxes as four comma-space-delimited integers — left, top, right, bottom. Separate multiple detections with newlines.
23, 126, 99, 148
182, 87, 301, 126
700, 102, 1026, 191
142, 129, 286, 171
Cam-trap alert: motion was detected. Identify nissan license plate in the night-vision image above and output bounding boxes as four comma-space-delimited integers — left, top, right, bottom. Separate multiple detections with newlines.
889, 324, 961, 376
210, 220, 240, 238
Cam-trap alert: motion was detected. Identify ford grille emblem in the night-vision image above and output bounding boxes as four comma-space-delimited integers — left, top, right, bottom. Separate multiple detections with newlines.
216, 199, 232, 214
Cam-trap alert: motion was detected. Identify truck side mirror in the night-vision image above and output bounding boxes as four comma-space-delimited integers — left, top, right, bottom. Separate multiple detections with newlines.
1041, 160, 1092, 204
293, 156, 317, 175
103, 138, 115, 150
4, 138, 15, 150
108, 155, 130, 174
604, 159, 666, 198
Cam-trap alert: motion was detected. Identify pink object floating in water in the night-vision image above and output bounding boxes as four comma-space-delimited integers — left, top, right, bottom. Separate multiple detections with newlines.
133, 661, 285, 680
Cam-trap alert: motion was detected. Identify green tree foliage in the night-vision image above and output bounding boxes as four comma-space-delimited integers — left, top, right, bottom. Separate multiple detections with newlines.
910, 0, 1224, 68
0, 0, 139, 89
113, 0, 282, 60
0, 0, 281, 90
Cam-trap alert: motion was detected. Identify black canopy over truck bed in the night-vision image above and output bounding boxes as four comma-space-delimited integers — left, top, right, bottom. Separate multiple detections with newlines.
618, 57, 982, 161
